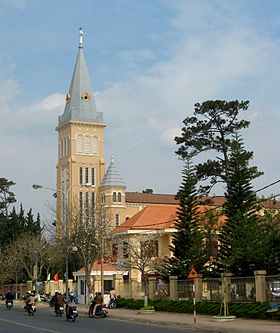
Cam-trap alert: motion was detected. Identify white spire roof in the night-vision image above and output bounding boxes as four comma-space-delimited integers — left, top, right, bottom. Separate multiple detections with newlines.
101, 156, 126, 188
58, 28, 103, 125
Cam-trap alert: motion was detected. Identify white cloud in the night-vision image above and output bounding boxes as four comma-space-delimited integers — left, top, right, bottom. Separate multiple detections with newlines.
161, 127, 181, 146
1, 0, 280, 221
36, 93, 65, 111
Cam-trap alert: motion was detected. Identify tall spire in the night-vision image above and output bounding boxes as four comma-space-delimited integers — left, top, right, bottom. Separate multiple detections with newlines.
58, 28, 103, 125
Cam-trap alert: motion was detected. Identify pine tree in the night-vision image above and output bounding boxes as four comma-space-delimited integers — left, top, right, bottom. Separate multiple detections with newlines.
218, 134, 262, 275
167, 160, 206, 278
175, 100, 262, 194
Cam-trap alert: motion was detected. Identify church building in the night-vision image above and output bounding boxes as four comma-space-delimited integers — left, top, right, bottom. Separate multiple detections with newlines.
55, 30, 280, 302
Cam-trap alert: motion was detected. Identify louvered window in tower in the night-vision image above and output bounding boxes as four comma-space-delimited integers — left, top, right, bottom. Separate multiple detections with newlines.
76, 135, 83, 154
85, 192, 89, 208
91, 168, 95, 186
84, 135, 91, 154
85, 167, 89, 184
91, 136, 98, 155
113, 192, 117, 203
118, 192, 122, 203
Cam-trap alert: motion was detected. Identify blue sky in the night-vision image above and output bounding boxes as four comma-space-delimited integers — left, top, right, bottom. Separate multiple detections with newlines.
1, 0, 280, 224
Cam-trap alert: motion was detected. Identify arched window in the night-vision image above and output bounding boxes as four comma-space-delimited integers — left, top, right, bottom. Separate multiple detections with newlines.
84, 135, 91, 154
91, 136, 98, 155
118, 192, 122, 203
76, 134, 83, 154
113, 192, 117, 203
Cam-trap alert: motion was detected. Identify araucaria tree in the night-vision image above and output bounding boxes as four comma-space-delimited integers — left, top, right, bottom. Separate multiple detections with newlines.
167, 160, 206, 278
218, 134, 263, 276
175, 100, 262, 194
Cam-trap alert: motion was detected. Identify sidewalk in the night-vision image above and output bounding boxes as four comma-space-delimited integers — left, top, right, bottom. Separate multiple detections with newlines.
75, 305, 280, 333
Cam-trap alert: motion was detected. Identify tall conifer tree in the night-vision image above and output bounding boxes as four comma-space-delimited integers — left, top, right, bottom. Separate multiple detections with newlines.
167, 160, 206, 277
218, 134, 262, 275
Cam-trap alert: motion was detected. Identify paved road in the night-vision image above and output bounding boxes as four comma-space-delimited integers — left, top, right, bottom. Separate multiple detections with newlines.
0, 303, 200, 333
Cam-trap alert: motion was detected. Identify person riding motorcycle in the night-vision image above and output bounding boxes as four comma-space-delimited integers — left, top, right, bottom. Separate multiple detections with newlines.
51, 291, 64, 314
5, 291, 14, 307
66, 294, 76, 318
25, 291, 36, 312
90, 292, 103, 316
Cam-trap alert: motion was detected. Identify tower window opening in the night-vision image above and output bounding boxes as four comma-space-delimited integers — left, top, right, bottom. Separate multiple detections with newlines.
85, 167, 89, 184
113, 192, 117, 203
79, 192, 83, 211
118, 192, 122, 203
79, 167, 83, 185
115, 214, 120, 227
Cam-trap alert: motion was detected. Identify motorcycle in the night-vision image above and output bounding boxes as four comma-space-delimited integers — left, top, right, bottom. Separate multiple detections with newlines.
6, 300, 13, 309
66, 305, 78, 322
88, 303, 107, 318
108, 297, 117, 309
27, 303, 36, 316
54, 305, 64, 317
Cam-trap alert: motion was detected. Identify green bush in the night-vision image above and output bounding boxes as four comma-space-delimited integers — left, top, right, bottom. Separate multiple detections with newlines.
116, 297, 279, 320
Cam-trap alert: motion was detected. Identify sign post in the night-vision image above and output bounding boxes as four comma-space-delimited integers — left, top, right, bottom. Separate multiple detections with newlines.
187, 266, 200, 324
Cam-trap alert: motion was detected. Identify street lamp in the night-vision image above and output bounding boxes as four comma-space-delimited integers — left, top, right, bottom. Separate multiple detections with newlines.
32, 183, 92, 302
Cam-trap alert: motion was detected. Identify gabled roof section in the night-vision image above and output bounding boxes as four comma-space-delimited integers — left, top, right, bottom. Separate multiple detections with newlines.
58, 28, 103, 125
101, 156, 126, 188
124, 192, 280, 209
113, 204, 227, 234
125, 192, 177, 205
117, 205, 179, 231
76, 262, 120, 273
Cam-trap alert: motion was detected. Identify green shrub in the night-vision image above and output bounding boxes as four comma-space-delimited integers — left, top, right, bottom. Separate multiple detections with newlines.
116, 297, 280, 321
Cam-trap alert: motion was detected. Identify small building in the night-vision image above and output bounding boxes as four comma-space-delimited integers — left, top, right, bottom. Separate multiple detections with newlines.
73, 262, 126, 304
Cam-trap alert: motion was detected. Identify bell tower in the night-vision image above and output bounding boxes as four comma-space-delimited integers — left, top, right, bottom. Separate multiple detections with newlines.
55, 29, 106, 234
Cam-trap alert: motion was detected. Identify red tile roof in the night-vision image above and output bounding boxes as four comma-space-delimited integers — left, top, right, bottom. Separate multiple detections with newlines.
118, 205, 178, 231
76, 262, 119, 273
125, 192, 280, 209
115, 204, 226, 232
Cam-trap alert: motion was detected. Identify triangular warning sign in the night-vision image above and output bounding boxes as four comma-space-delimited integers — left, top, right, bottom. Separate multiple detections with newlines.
187, 266, 199, 279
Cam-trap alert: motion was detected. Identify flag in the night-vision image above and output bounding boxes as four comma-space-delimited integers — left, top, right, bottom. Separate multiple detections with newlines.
54, 273, 59, 281
47, 273, 51, 281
